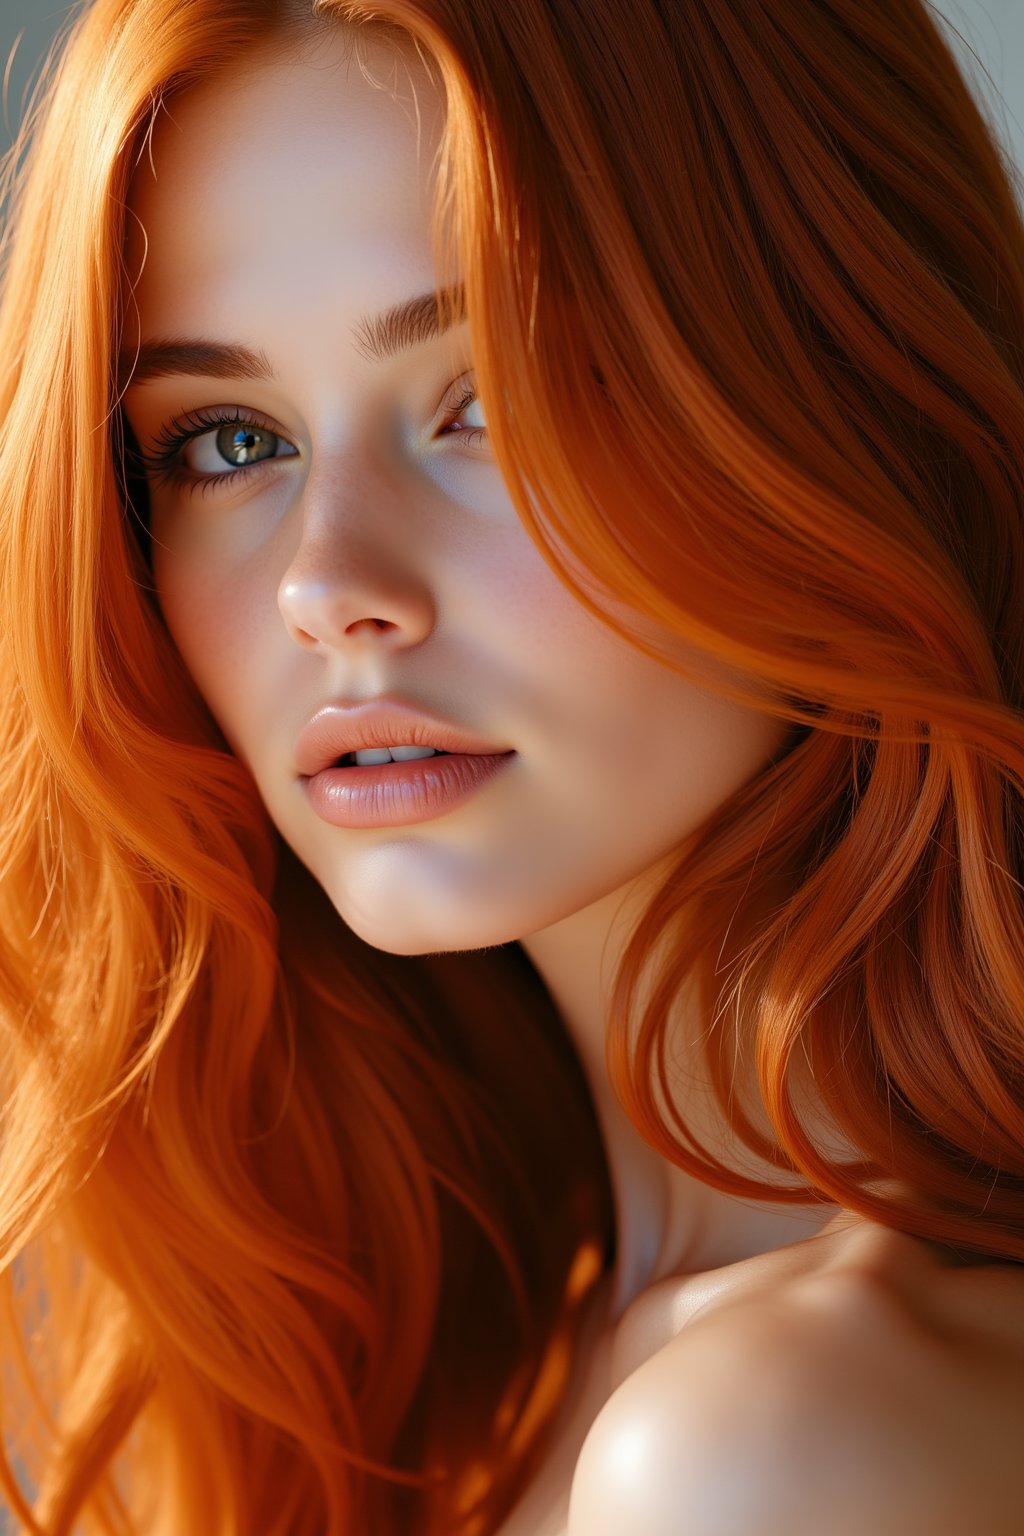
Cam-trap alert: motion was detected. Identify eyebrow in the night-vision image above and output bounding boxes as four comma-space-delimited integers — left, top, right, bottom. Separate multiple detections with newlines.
118, 283, 467, 390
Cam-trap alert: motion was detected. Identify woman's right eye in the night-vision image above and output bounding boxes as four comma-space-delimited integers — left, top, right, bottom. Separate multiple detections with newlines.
136, 407, 299, 493
184, 421, 297, 475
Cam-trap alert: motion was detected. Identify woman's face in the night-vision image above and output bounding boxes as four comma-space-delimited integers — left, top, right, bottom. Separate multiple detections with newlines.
122, 27, 788, 955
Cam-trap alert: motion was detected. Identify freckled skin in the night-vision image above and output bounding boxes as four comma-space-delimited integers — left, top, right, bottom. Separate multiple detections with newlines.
122, 28, 788, 958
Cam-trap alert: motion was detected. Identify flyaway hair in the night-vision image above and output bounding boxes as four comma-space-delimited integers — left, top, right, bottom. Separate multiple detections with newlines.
0, 0, 1023, 1531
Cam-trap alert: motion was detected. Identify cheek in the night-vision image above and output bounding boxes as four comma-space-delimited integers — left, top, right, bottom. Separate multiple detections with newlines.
152, 543, 270, 735
522, 575, 786, 777
565, 680, 785, 844
536, 613, 791, 859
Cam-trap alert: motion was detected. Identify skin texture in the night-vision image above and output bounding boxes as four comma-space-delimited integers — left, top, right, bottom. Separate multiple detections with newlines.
120, 24, 834, 1353
121, 34, 787, 963
120, 26, 1024, 1536
566, 1216, 1024, 1536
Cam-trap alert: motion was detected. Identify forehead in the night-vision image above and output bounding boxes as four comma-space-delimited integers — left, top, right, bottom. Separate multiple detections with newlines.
125, 29, 446, 332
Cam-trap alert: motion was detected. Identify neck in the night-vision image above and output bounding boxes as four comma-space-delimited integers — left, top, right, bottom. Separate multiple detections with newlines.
519, 869, 835, 1320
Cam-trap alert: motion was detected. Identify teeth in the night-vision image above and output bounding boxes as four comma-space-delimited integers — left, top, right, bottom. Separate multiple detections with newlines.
352, 744, 441, 766
388, 744, 441, 761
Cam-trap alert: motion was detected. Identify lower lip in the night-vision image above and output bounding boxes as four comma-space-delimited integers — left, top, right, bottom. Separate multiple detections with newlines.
302, 751, 517, 829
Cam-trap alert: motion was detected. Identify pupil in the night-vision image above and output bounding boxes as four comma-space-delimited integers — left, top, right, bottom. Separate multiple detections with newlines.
217, 424, 273, 466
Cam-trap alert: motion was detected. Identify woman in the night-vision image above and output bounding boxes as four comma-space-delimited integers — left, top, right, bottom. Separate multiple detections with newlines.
1, 0, 1022, 1531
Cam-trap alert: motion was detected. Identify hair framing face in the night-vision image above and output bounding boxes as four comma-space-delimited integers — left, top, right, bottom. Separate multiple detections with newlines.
1, 1, 1024, 1531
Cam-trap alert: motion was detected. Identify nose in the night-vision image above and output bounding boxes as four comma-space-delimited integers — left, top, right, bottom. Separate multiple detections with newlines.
277, 479, 437, 657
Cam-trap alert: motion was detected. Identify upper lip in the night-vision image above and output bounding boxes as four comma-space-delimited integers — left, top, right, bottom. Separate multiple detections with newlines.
295, 698, 514, 776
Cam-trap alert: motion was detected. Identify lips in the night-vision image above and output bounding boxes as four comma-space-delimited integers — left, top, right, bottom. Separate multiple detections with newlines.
295, 698, 513, 778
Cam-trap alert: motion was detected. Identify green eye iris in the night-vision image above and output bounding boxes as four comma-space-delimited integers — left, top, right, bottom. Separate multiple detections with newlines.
217, 424, 278, 466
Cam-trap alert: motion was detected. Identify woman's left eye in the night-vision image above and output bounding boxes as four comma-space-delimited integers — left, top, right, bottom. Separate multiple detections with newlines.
137, 376, 489, 496
438, 381, 488, 450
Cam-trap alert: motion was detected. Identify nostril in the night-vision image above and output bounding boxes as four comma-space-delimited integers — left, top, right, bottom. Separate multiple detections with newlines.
345, 616, 396, 635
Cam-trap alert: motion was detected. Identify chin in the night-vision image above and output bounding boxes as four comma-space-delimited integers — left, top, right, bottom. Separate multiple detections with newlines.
320, 881, 527, 957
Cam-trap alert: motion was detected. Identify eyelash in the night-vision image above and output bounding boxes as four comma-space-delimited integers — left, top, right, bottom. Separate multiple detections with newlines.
135, 379, 486, 495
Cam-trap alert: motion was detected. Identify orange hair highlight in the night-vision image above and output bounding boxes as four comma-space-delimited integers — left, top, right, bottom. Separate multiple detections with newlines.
386, 0, 1024, 1250
0, 4, 610, 1531
1, 0, 1023, 1531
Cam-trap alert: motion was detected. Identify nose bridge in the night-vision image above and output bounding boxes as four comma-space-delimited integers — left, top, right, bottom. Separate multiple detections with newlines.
277, 459, 436, 653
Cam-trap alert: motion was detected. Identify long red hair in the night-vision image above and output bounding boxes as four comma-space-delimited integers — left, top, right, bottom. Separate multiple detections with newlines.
1, 0, 1023, 1531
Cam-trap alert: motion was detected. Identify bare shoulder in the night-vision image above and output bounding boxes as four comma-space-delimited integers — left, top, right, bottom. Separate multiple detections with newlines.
568, 1222, 1024, 1536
